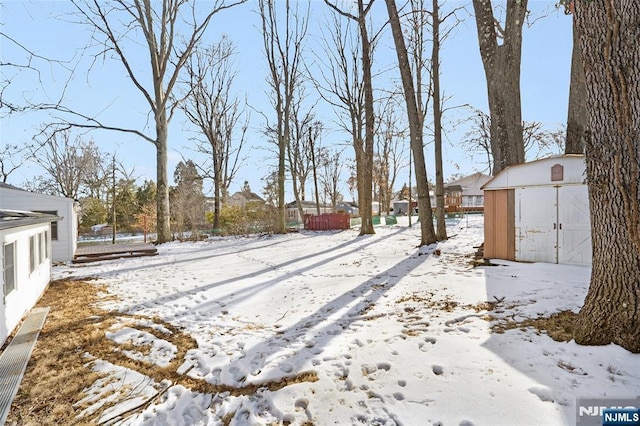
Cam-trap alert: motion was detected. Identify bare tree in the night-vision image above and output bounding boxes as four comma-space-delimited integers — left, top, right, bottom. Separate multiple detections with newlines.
41, 0, 245, 243
0, 143, 30, 183
472, 0, 527, 174
181, 37, 248, 230
318, 146, 345, 208
313, 13, 365, 210
385, 0, 436, 245
462, 108, 564, 173
374, 96, 407, 215
324, 0, 377, 236
287, 87, 315, 221
258, 0, 310, 233
29, 128, 103, 199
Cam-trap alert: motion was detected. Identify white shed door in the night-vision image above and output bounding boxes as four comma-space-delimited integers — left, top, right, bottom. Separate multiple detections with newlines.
515, 187, 558, 263
515, 185, 591, 265
558, 185, 592, 265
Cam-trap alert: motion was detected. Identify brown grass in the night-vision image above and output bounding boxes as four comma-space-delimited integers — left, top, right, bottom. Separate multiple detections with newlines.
6, 279, 318, 425
491, 310, 579, 342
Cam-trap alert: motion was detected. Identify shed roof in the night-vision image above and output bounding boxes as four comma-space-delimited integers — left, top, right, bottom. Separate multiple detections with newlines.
482, 155, 586, 190
0, 209, 62, 231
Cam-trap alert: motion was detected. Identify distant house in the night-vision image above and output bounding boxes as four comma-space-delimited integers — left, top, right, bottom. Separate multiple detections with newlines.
335, 201, 359, 217
286, 200, 333, 224
0, 210, 61, 345
445, 172, 492, 212
225, 190, 266, 208
0, 183, 78, 262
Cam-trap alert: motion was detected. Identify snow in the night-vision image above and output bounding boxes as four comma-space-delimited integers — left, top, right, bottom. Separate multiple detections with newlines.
56, 216, 640, 425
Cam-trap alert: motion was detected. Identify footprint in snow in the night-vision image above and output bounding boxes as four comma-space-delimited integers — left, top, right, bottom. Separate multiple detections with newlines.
432, 365, 444, 375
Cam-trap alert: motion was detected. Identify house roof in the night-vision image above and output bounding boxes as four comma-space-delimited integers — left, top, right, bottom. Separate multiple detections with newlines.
0, 209, 62, 231
226, 191, 265, 207
286, 200, 331, 209
445, 172, 492, 196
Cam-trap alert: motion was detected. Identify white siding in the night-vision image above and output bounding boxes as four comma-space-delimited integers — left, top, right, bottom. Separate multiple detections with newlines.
0, 187, 77, 262
0, 222, 52, 345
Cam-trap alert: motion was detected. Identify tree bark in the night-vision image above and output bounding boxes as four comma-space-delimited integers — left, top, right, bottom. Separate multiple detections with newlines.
472, 0, 526, 175
155, 116, 171, 242
565, 15, 587, 154
357, 0, 376, 236
573, 0, 640, 353
432, 0, 447, 240
385, 0, 436, 245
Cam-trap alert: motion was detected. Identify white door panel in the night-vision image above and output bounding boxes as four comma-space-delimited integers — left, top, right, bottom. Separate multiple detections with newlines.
515, 187, 557, 263
558, 185, 592, 265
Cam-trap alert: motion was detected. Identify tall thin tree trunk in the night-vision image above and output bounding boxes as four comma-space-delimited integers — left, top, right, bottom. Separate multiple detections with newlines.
565, 16, 587, 155
358, 0, 375, 236
573, 0, 640, 353
385, 0, 436, 246
213, 174, 221, 230
432, 0, 447, 240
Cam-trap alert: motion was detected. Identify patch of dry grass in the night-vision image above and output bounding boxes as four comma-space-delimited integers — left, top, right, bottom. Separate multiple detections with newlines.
6, 278, 318, 425
491, 310, 578, 342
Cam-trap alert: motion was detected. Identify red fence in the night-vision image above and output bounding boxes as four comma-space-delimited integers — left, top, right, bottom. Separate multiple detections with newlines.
304, 213, 351, 231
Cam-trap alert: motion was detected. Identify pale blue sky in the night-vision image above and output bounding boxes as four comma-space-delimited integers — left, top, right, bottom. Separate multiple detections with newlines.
1, 0, 572, 199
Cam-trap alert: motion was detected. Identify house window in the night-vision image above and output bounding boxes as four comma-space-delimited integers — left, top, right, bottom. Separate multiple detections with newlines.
35, 210, 58, 240
44, 230, 50, 260
39, 232, 47, 264
3, 242, 16, 296
30, 235, 38, 273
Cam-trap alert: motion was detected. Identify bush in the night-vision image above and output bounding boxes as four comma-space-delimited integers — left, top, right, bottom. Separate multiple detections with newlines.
217, 202, 278, 235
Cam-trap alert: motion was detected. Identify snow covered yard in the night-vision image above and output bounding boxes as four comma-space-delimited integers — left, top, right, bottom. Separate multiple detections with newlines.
54, 216, 640, 425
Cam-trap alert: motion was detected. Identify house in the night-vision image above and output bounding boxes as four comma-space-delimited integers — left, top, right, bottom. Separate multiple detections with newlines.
0, 183, 77, 263
482, 155, 591, 266
0, 210, 61, 345
445, 172, 492, 212
225, 190, 266, 208
286, 200, 333, 224
335, 201, 359, 217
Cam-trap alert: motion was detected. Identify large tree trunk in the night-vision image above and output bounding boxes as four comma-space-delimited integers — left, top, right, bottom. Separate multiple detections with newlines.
565, 16, 587, 154
385, 0, 436, 246
432, 0, 447, 241
573, 0, 640, 353
472, 0, 526, 175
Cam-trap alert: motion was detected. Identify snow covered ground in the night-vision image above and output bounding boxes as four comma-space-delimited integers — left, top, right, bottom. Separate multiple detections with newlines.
56, 215, 640, 425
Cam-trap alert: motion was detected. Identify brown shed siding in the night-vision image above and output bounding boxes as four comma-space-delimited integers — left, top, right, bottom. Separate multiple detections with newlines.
484, 189, 516, 260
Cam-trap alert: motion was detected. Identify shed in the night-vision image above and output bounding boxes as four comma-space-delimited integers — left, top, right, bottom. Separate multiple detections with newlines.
0, 183, 77, 262
0, 210, 61, 345
482, 155, 591, 266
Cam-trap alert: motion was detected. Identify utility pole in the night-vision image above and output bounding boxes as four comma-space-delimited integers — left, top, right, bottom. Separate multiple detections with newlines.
408, 144, 412, 227
111, 154, 117, 244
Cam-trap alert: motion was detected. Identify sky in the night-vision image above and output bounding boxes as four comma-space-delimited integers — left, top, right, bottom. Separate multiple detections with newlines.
0, 1, 573, 200
50, 215, 640, 425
